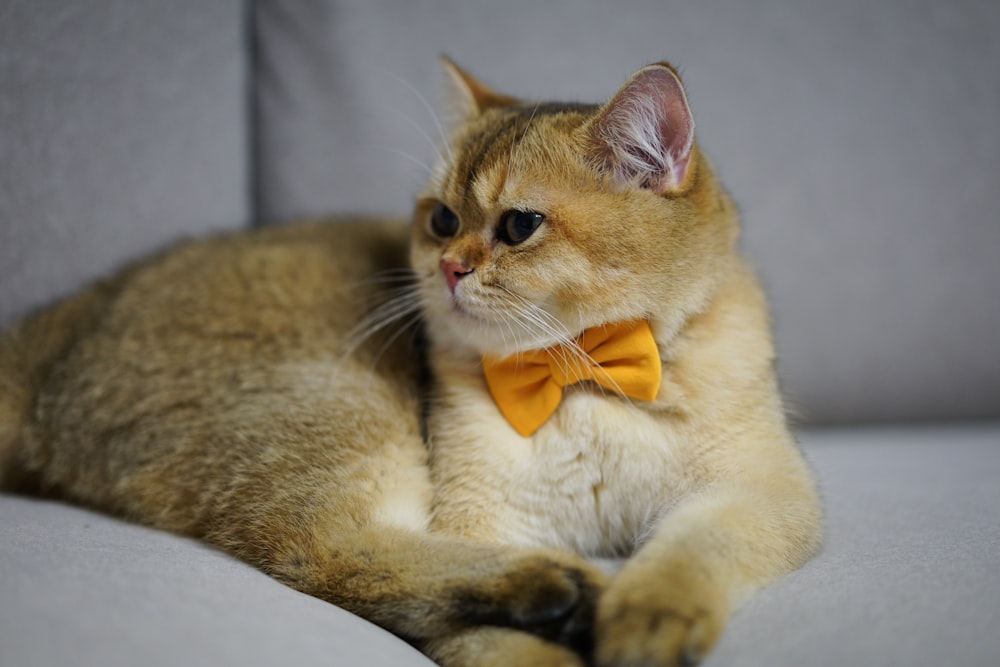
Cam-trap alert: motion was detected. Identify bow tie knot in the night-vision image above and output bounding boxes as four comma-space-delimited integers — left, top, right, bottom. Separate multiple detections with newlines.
482, 319, 662, 437
548, 353, 599, 388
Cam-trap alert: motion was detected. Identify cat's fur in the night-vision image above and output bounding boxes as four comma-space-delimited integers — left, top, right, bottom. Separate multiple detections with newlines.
0, 61, 821, 667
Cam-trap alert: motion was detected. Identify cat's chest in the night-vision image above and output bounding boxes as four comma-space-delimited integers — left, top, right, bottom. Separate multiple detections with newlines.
514, 390, 690, 556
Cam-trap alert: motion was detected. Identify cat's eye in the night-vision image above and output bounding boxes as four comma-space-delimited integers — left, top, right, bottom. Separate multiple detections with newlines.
498, 210, 545, 246
429, 203, 460, 238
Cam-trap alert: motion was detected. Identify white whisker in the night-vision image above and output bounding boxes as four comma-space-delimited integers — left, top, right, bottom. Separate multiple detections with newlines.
491, 283, 634, 405
354, 270, 420, 288
344, 283, 423, 359
372, 146, 436, 179
507, 102, 540, 177
366, 310, 424, 378
382, 69, 455, 163
373, 103, 448, 166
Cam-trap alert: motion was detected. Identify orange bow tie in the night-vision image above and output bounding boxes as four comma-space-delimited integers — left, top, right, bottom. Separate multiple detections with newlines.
482, 319, 662, 437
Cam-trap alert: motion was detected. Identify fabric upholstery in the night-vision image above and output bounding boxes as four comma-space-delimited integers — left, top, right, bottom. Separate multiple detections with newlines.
252, 0, 1000, 424
3, 425, 998, 666
0, 0, 250, 327
0, 495, 434, 667
710, 425, 1000, 666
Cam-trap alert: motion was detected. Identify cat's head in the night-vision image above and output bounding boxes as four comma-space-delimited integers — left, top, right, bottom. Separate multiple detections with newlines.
411, 60, 739, 358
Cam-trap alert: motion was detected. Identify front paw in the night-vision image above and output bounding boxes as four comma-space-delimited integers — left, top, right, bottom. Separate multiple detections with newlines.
594, 581, 725, 667
456, 551, 608, 657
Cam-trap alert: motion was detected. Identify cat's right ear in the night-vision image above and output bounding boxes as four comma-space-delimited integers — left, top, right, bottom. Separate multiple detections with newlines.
441, 56, 519, 118
582, 63, 696, 194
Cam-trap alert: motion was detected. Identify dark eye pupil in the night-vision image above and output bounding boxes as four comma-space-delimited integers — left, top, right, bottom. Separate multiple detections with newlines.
430, 204, 459, 237
500, 210, 545, 245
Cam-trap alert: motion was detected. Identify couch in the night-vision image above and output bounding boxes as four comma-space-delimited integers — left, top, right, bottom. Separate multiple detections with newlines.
2, 1, 998, 665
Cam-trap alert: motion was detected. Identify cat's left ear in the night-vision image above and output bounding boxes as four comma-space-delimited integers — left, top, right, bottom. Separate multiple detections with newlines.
582, 63, 695, 194
441, 56, 519, 118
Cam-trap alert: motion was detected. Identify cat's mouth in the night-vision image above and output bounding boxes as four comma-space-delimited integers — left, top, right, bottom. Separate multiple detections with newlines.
442, 283, 577, 355
450, 299, 515, 336
450, 278, 509, 316
449, 294, 482, 320
441, 283, 491, 322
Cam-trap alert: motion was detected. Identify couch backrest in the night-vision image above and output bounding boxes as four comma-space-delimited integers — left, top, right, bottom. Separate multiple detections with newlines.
0, 0, 250, 327
3, 1, 998, 425
253, 0, 1000, 424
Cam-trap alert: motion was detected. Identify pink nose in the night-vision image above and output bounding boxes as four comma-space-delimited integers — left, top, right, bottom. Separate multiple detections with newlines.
440, 259, 473, 294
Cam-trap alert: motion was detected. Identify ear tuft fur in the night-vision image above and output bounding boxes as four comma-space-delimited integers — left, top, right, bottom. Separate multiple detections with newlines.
584, 63, 695, 193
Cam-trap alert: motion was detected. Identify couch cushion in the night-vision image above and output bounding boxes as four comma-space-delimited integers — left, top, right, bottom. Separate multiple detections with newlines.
0, 495, 434, 667
3, 424, 997, 666
252, 0, 1000, 424
0, 0, 251, 328
710, 424, 1000, 666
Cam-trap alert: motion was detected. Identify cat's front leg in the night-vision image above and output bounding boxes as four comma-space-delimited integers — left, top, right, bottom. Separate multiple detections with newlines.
595, 479, 821, 667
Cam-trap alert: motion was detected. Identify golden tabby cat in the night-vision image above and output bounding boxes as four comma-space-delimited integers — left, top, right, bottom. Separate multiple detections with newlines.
0, 60, 820, 666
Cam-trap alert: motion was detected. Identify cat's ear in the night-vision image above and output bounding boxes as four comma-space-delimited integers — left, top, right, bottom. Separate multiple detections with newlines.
582, 63, 695, 194
441, 56, 519, 118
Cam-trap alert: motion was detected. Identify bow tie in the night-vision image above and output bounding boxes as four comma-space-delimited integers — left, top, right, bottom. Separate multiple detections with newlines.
482, 319, 662, 437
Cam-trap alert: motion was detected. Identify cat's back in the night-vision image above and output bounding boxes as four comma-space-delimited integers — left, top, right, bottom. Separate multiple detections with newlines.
1, 218, 423, 525
32, 218, 416, 386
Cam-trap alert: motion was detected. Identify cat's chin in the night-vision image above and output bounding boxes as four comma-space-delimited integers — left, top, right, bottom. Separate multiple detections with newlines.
423, 285, 605, 358
428, 307, 566, 359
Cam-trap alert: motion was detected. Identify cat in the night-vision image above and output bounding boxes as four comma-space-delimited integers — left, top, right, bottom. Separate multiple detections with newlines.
409, 60, 822, 665
0, 59, 821, 667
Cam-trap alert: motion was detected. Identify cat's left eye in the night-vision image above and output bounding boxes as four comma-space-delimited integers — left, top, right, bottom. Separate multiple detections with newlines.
498, 210, 545, 246
430, 203, 460, 238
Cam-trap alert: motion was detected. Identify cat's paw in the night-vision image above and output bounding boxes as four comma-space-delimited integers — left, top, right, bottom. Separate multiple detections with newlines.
594, 581, 725, 667
456, 551, 608, 656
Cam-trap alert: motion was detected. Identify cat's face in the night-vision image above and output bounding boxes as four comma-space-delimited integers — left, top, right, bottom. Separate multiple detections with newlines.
411, 62, 738, 358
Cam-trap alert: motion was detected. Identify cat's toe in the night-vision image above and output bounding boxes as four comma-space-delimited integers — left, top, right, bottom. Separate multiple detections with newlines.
552, 563, 604, 658
595, 594, 723, 667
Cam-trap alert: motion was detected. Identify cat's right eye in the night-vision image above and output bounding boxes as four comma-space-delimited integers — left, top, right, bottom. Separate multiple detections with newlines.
430, 204, 460, 238
498, 210, 545, 246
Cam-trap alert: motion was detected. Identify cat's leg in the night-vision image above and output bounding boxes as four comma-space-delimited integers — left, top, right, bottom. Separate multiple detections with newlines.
594, 475, 821, 667
270, 525, 606, 654
197, 435, 607, 662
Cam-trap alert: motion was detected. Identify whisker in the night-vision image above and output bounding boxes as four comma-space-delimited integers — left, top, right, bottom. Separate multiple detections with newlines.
492, 284, 634, 405
354, 269, 420, 288
372, 146, 436, 179
507, 102, 541, 177
373, 103, 448, 166
382, 68, 455, 163
495, 284, 573, 344
366, 310, 425, 377
345, 285, 423, 354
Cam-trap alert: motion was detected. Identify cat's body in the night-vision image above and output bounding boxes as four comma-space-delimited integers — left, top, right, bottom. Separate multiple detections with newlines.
0, 61, 821, 667
0, 219, 604, 664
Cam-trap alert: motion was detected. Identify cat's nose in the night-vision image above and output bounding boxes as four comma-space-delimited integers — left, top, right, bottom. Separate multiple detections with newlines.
440, 259, 474, 294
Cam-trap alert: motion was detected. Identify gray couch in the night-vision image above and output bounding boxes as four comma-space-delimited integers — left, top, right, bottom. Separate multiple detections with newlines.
2, 1, 998, 665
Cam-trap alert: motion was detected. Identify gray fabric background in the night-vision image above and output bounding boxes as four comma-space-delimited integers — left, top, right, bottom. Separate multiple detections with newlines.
253, 0, 1000, 424
0, 0, 249, 327
709, 425, 1000, 667
1, 6, 998, 426
0, 494, 435, 667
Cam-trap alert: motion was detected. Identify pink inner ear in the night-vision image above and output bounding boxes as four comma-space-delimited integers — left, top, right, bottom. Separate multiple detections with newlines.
590, 65, 695, 193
